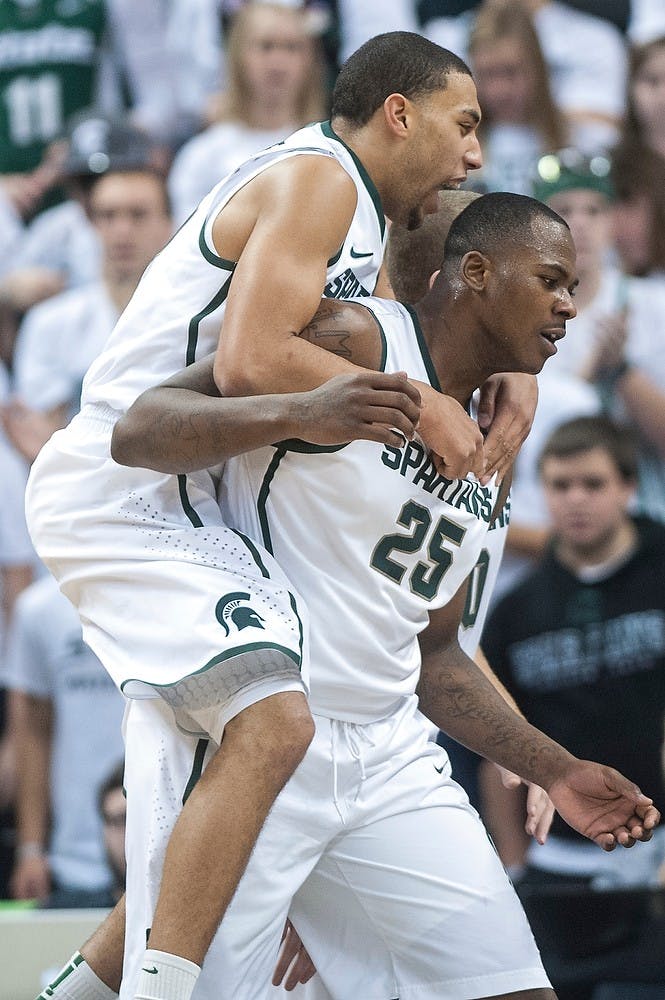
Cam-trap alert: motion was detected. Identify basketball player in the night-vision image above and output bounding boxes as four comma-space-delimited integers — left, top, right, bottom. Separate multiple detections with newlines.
107, 194, 659, 999
26, 31, 549, 1000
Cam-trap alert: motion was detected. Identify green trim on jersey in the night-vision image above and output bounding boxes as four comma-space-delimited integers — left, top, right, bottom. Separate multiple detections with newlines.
231, 527, 270, 579
354, 300, 388, 372
186, 272, 233, 366
327, 243, 344, 268
320, 120, 386, 239
257, 444, 288, 553
288, 591, 305, 668
403, 303, 441, 392
198, 218, 238, 270
178, 475, 203, 528
182, 739, 209, 804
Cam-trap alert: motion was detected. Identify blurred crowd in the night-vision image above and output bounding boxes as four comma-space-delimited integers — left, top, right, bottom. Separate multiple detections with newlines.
0, 2, 664, 998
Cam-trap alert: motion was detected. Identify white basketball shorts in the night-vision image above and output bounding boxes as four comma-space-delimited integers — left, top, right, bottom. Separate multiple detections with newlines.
121, 695, 551, 999
25, 405, 308, 741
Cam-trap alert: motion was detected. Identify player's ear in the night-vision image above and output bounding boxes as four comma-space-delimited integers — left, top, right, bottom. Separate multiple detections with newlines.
461, 251, 490, 292
428, 269, 441, 290
382, 93, 412, 136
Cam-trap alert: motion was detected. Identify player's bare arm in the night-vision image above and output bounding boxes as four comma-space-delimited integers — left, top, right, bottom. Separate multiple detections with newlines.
417, 585, 661, 851
112, 296, 482, 474
212, 154, 369, 396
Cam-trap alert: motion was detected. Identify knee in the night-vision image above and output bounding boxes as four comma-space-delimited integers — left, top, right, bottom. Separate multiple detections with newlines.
228, 692, 315, 776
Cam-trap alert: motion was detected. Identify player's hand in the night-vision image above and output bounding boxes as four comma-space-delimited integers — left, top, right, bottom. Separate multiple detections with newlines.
10, 853, 51, 901
477, 373, 538, 485
299, 371, 421, 448
497, 767, 554, 844
548, 760, 661, 852
417, 388, 484, 480
272, 919, 317, 991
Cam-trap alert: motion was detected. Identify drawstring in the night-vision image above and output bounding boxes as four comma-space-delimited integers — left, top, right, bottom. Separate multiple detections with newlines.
331, 720, 376, 814
331, 720, 340, 815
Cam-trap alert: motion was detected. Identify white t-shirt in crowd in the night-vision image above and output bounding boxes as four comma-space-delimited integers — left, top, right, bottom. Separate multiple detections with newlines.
168, 121, 298, 225
3, 575, 125, 891
13, 282, 118, 416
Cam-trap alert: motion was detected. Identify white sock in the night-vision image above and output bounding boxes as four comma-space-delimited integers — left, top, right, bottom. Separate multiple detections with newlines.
38, 951, 118, 999
134, 950, 201, 1000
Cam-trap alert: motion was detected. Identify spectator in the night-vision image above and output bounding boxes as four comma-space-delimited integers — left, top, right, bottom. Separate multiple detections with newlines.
620, 34, 665, 162
5, 574, 125, 908
0, 358, 36, 898
482, 415, 665, 891
465, 0, 567, 194
168, 2, 327, 225
0, 0, 184, 209
0, 112, 160, 316
482, 417, 665, 1000
424, 0, 628, 151
510, 149, 665, 552
4, 164, 173, 463
98, 762, 126, 906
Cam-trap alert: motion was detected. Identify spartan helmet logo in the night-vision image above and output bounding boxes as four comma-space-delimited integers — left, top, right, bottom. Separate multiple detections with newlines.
215, 592, 265, 636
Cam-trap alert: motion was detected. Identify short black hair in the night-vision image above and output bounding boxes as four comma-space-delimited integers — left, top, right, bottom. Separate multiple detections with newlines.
538, 416, 638, 481
331, 32, 472, 126
443, 191, 569, 267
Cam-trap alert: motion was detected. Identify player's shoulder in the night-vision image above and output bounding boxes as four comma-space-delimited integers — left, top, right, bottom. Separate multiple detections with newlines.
349, 296, 412, 327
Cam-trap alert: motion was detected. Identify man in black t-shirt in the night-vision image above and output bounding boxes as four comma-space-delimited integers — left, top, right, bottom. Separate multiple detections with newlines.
483, 415, 665, 888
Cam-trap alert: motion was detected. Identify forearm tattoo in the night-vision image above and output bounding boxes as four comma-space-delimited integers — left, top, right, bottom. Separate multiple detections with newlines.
419, 652, 568, 785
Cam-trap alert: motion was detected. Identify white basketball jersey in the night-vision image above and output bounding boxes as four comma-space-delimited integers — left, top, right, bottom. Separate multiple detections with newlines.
80, 121, 387, 415
220, 299, 501, 723
458, 496, 510, 658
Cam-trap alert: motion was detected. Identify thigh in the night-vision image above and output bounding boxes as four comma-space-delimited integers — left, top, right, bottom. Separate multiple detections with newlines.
28, 427, 308, 741
290, 764, 551, 1000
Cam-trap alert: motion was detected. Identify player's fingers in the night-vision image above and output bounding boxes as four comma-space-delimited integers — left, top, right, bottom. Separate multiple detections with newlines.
498, 766, 522, 790
615, 829, 637, 848
433, 436, 485, 481
637, 804, 661, 829
356, 422, 413, 448
362, 371, 421, 407
271, 925, 301, 987
358, 400, 420, 435
525, 785, 555, 844
595, 832, 617, 852
284, 948, 317, 991
476, 377, 499, 430
480, 423, 522, 485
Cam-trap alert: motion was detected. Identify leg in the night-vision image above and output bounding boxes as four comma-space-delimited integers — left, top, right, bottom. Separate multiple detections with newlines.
285, 705, 553, 1000
81, 894, 126, 993
146, 690, 314, 965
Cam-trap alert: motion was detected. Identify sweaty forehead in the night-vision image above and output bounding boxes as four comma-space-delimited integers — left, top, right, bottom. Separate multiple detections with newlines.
523, 217, 576, 269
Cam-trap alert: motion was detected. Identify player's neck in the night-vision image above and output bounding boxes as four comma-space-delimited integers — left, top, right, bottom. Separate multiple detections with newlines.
414, 294, 490, 405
